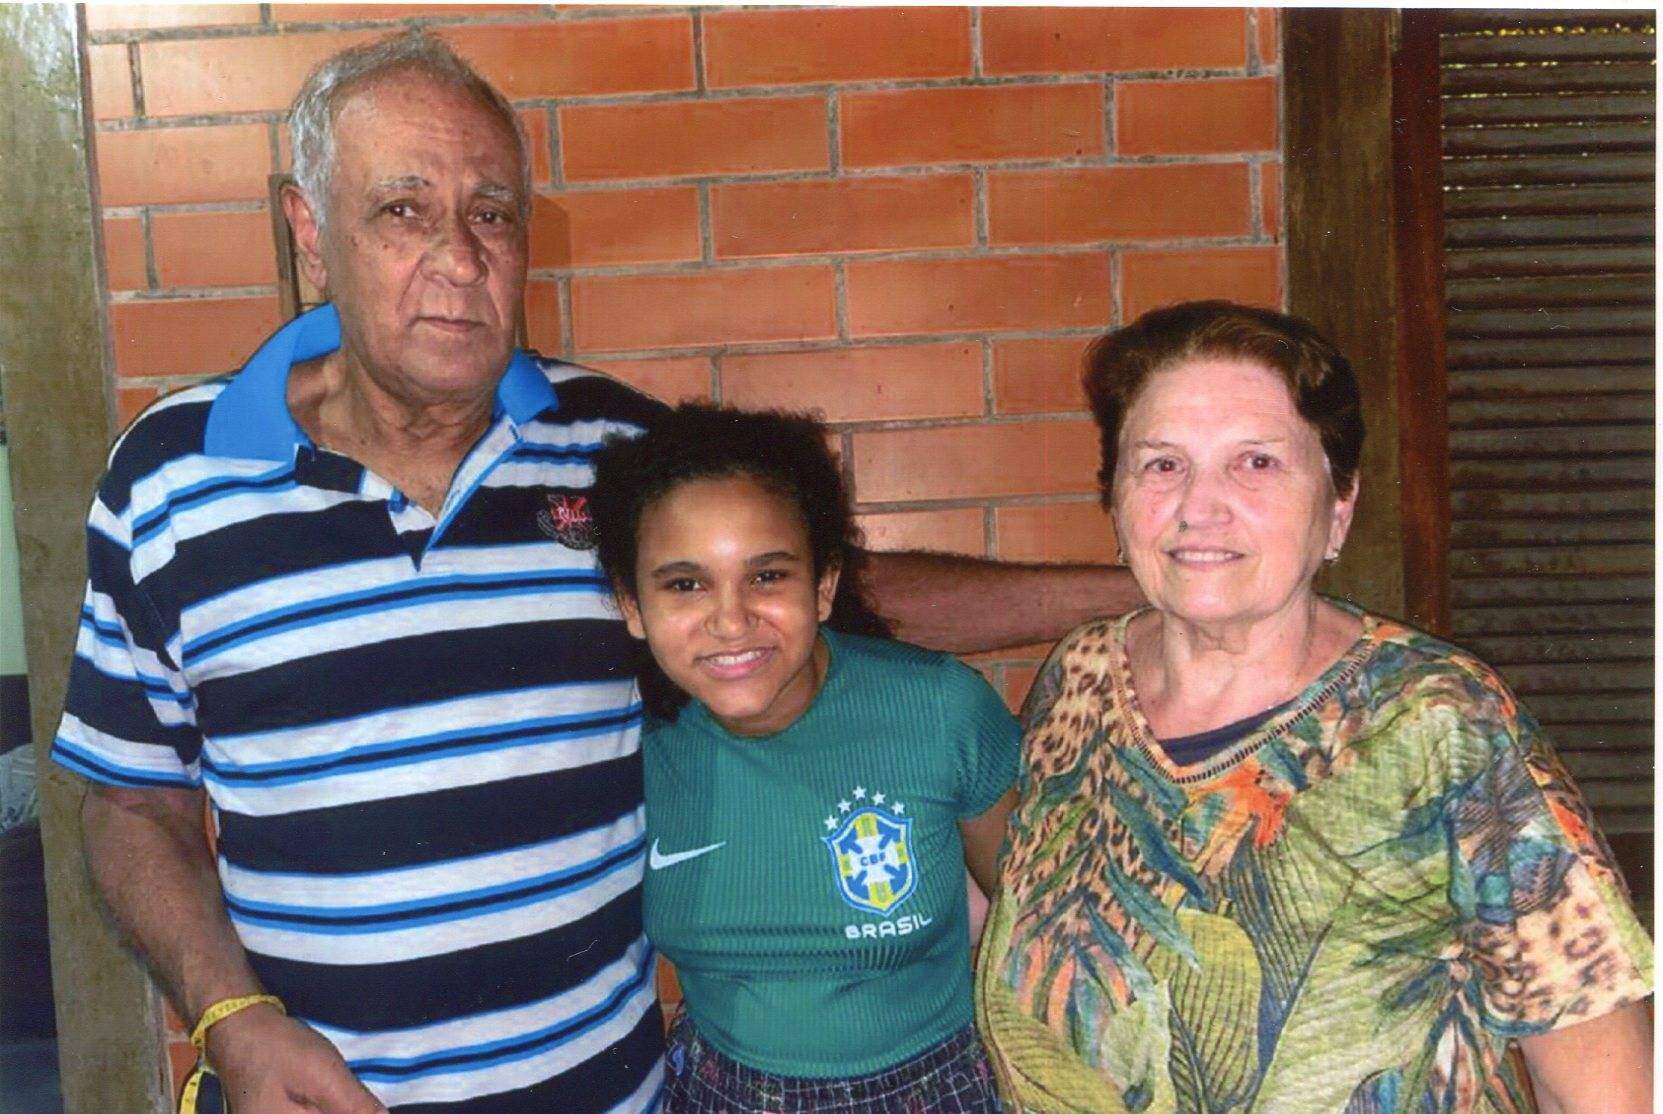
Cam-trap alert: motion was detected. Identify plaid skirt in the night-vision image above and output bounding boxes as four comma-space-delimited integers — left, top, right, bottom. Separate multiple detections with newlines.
662, 1015, 1004, 1113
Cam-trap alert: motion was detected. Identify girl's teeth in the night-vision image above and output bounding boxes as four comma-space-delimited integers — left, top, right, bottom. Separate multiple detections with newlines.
709, 649, 766, 665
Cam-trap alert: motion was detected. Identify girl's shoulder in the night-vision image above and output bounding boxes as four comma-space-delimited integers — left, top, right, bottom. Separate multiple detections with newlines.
823, 628, 971, 687
823, 629, 1010, 714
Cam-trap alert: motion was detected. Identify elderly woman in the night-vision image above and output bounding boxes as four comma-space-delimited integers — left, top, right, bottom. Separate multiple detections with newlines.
975, 302, 1652, 1113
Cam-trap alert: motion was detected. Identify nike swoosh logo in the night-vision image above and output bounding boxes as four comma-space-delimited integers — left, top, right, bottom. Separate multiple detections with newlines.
648, 839, 726, 870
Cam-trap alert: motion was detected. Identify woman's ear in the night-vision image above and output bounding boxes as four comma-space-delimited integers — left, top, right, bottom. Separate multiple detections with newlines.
1327, 476, 1360, 560
816, 561, 842, 624
615, 585, 646, 640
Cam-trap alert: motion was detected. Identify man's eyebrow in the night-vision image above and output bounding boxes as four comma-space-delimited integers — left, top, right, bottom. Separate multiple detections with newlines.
369, 175, 430, 193
476, 182, 519, 203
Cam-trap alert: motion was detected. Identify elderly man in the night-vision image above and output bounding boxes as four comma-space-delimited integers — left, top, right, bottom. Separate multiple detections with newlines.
53, 31, 1136, 1114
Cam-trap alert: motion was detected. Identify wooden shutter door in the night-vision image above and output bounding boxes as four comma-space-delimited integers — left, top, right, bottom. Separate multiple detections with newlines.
1438, 12, 1654, 848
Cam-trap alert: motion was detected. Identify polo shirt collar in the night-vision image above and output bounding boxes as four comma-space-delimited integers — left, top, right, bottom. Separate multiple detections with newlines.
204, 302, 559, 461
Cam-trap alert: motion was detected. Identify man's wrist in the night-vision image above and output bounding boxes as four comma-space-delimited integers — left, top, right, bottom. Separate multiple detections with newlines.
201, 996, 289, 1067
192, 993, 286, 1054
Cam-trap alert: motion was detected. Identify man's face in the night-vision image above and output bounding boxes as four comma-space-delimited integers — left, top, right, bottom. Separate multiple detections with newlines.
296, 72, 528, 407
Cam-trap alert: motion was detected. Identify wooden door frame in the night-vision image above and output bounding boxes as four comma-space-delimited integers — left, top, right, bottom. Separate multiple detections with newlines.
0, 7, 171, 1111
1283, 8, 1452, 634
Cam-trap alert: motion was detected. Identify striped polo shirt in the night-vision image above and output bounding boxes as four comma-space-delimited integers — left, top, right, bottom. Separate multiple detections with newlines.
53, 304, 666, 1111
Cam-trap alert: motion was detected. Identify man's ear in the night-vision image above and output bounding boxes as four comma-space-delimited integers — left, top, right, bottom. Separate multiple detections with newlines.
815, 561, 842, 624
615, 586, 646, 640
279, 182, 329, 295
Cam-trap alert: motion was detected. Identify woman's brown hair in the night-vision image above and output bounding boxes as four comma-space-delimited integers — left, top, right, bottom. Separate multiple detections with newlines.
1083, 300, 1365, 504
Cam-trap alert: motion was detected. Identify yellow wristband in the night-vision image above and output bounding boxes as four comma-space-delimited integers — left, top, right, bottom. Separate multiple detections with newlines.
178, 1061, 212, 1114
189, 993, 285, 1055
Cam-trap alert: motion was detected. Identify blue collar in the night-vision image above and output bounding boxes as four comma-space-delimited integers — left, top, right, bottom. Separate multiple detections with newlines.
204, 302, 559, 461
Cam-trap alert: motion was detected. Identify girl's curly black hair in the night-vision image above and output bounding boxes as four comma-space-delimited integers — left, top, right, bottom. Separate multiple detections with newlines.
588, 403, 892, 721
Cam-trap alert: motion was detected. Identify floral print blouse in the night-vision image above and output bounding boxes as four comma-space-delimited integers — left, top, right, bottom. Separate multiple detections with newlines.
975, 607, 1652, 1113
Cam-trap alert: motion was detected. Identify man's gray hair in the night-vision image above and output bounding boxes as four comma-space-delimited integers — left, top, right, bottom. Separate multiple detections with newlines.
288, 30, 530, 229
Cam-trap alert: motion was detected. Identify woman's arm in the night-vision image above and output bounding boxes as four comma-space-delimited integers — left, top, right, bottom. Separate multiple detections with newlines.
1518, 1000, 1652, 1113
960, 787, 1019, 897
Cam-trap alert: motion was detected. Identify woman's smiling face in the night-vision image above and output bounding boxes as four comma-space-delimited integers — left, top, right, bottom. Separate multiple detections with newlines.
618, 474, 839, 737
1111, 356, 1356, 634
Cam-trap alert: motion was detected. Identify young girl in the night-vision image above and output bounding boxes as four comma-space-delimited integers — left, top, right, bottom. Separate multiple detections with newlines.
589, 404, 1017, 1113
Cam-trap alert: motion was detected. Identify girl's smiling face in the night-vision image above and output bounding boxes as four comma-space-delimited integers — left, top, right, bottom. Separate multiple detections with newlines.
617, 474, 839, 737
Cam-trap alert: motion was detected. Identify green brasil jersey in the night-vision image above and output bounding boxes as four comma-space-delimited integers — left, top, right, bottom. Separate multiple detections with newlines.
642, 629, 1021, 1077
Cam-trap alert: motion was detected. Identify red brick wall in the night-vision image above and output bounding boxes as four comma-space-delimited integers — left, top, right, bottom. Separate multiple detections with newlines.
85, 4, 1281, 1086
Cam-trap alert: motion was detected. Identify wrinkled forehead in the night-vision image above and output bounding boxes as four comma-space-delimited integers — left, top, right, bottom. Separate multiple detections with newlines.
332, 69, 524, 172
1126, 356, 1303, 430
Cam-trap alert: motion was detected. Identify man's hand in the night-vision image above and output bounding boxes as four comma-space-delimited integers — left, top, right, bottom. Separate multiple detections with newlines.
80, 786, 385, 1111
207, 1003, 387, 1113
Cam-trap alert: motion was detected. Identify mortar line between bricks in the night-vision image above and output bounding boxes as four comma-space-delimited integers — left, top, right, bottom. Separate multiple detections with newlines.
93, 34, 1261, 96
96, 102, 1266, 173
105, 71, 1125, 117
969, 7, 984, 79
834, 411, 1094, 434
104, 201, 268, 218
97, 112, 285, 131
290, 67, 1274, 118
856, 492, 1104, 515
696, 182, 715, 265
84, 6, 692, 44
973, 167, 989, 246
838, 430, 856, 501
140, 210, 160, 292
267, 119, 283, 180
980, 337, 996, 417
618, 67, 1265, 104
832, 259, 850, 341
1249, 160, 1264, 240
1103, 77, 1117, 157
825, 88, 842, 175
546, 104, 566, 191
126, 41, 145, 116
556, 277, 575, 360
108, 286, 280, 303
536, 236, 1268, 278
568, 330, 1108, 362
533, 152, 1274, 193
982, 506, 996, 559
690, 7, 707, 95
1109, 251, 1124, 327
1247, 9, 1263, 76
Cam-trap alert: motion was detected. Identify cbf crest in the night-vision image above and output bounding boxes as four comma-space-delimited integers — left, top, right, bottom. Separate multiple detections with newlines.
821, 786, 916, 915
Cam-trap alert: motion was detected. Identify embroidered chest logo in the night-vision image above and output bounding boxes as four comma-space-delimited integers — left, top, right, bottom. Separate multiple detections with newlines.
822, 786, 916, 916
537, 491, 596, 550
